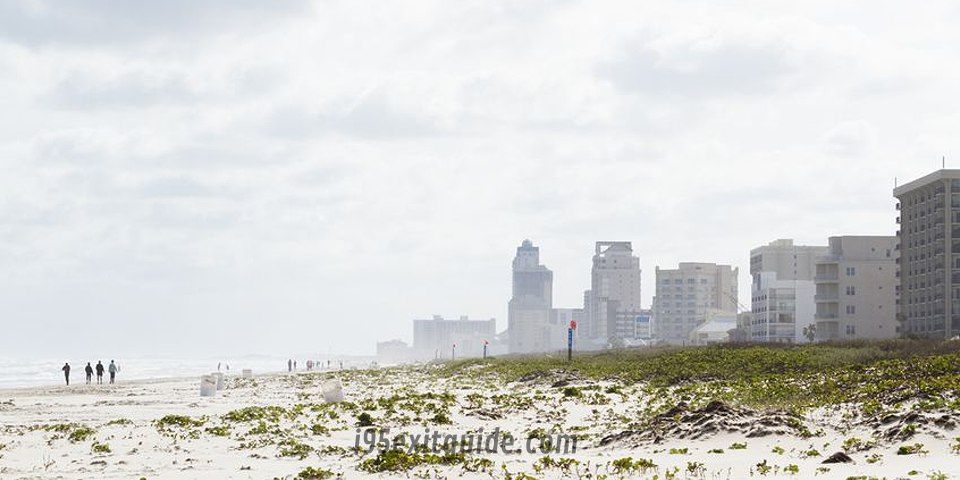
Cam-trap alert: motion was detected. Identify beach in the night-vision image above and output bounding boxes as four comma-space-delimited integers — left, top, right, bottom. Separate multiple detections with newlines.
1, 353, 958, 479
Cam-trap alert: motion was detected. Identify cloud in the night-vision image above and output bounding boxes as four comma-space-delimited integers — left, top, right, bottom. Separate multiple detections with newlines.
822, 120, 878, 157
0, 0, 312, 46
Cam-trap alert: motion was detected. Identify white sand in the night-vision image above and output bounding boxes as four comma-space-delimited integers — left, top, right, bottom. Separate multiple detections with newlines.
0, 367, 957, 479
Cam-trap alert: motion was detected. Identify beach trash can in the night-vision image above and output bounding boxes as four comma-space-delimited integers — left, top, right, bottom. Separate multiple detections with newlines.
242, 369, 253, 379
200, 375, 217, 397
214, 372, 225, 390
321, 378, 344, 403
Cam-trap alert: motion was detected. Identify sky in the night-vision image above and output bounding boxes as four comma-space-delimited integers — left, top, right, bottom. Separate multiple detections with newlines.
1, 0, 958, 358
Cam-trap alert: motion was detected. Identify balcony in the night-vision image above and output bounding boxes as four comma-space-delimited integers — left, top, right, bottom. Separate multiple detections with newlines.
816, 254, 840, 264
815, 293, 839, 302
815, 312, 839, 320
815, 273, 839, 281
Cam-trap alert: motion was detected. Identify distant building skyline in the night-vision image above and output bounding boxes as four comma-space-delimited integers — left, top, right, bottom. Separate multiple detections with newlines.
379, 169, 954, 353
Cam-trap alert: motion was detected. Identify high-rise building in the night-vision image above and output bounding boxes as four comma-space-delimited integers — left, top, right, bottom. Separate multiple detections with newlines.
508, 239, 555, 353
579, 290, 593, 339
654, 262, 739, 345
412, 315, 497, 360
749, 240, 827, 343
589, 242, 642, 342
814, 236, 899, 340
750, 239, 827, 283
893, 170, 960, 338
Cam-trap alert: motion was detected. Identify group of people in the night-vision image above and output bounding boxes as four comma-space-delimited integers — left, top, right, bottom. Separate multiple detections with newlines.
287, 359, 343, 372
60, 360, 119, 386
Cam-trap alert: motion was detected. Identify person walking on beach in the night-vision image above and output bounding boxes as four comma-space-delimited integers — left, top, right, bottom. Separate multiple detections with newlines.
287, 359, 292, 372
95, 361, 104, 384
108, 360, 119, 384
84, 363, 93, 385
62, 362, 71, 385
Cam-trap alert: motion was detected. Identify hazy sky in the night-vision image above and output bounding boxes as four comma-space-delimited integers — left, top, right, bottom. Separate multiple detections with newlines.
1, 0, 958, 358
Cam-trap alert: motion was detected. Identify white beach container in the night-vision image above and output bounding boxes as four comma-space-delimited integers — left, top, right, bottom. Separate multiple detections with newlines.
321, 378, 344, 403
214, 372, 225, 390
242, 369, 253, 379
200, 375, 218, 397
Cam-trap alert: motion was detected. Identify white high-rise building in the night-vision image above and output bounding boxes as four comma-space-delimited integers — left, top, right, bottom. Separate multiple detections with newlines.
508, 239, 555, 353
749, 240, 828, 343
814, 236, 898, 341
654, 262, 739, 345
589, 242, 642, 343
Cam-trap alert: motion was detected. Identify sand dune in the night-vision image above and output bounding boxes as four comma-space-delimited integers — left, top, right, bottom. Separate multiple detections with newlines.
0, 365, 956, 479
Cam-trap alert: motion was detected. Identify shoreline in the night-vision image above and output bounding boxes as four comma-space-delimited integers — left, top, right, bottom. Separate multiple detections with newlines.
0, 370, 294, 396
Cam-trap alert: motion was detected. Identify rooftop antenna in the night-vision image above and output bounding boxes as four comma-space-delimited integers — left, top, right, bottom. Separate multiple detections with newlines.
944, 155, 947, 169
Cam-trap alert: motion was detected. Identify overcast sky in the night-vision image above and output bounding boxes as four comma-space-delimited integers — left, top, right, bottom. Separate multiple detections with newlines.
1, 0, 958, 358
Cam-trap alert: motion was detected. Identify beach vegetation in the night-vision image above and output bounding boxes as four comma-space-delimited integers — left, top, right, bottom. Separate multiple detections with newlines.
799, 448, 820, 458
278, 438, 313, 459
358, 449, 466, 473
356, 412, 376, 427
205, 425, 231, 437
462, 457, 495, 472
223, 406, 286, 423
610, 457, 657, 474
686, 461, 705, 475
842, 437, 863, 452
295, 466, 337, 479
155, 415, 205, 428
68, 426, 96, 443
896, 443, 928, 455
561, 387, 581, 398
91, 441, 111, 453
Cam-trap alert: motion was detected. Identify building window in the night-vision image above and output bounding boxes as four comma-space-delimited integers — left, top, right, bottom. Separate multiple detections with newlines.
846, 286, 856, 295
846, 305, 856, 315
845, 325, 856, 335
846, 267, 856, 276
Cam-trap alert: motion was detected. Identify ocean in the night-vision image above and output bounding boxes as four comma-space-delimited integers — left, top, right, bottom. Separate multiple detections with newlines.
0, 355, 364, 389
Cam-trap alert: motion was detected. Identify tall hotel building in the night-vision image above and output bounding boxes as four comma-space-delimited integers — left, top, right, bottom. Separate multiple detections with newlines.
507, 239, 554, 353
894, 169, 960, 338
